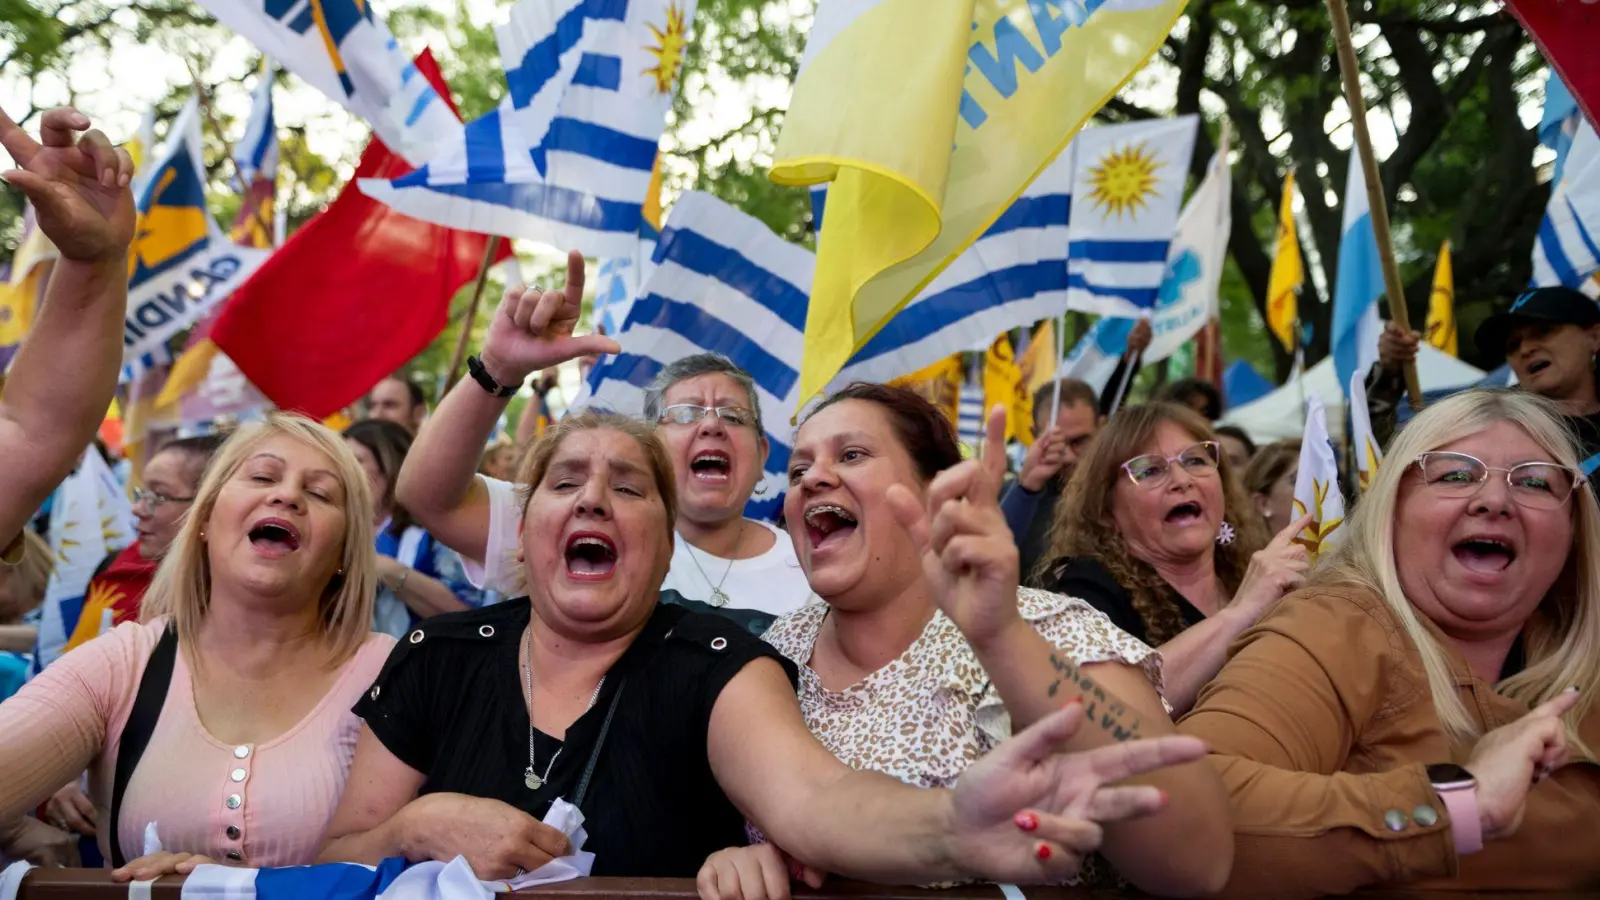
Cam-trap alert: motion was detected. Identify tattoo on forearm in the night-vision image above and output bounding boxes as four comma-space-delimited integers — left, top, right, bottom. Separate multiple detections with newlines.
1046, 652, 1144, 742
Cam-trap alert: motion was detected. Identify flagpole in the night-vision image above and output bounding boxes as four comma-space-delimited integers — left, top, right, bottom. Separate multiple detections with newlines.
446, 236, 505, 393
1325, 0, 1424, 411
187, 62, 275, 246
1048, 314, 1063, 428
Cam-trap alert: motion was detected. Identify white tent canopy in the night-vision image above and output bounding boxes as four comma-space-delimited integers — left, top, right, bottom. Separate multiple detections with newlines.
1219, 344, 1486, 444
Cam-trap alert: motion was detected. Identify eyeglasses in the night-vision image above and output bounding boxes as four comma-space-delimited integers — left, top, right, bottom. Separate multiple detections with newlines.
658, 404, 757, 428
132, 487, 195, 509
1412, 451, 1584, 510
1120, 441, 1222, 488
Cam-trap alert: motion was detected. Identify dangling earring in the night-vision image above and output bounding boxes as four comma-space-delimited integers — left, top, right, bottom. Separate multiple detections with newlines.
1215, 522, 1236, 546
198, 530, 206, 541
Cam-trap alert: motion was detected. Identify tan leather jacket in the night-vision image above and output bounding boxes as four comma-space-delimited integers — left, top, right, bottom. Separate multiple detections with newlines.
1179, 584, 1600, 898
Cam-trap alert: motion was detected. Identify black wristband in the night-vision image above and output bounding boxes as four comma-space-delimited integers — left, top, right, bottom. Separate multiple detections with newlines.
467, 356, 519, 398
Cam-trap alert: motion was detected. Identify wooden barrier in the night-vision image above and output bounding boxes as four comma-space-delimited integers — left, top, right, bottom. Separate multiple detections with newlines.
16, 870, 1600, 899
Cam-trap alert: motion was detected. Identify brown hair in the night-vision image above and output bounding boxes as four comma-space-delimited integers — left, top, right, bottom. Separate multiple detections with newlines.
0, 530, 52, 623
1242, 439, 1301, 498
1031, 379, 1099, 430
803, 382, 962, 483
1037, 402, 1268, 643
342, 418, 416, 537
515, 411, 679, 527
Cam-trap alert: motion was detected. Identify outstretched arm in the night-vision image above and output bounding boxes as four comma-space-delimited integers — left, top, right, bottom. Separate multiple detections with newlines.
0, 107, 135, 548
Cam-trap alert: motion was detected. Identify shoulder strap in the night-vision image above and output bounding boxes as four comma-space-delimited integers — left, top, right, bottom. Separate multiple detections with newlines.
110, 626, 178, 868
572, 679, 624, 809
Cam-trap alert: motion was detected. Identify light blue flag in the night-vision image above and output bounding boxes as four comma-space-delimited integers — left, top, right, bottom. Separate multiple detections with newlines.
1532, 119, 1600, 288
360, 0, 696, 257
1063, 116, 1198, 318
193, 0, 457, 166
1332, 143, 1385, 396
1542, 72, 1581, 187
581, 192, 811, 522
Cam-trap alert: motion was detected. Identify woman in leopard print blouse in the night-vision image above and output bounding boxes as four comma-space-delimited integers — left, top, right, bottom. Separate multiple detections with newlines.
698, 384, 1233, 900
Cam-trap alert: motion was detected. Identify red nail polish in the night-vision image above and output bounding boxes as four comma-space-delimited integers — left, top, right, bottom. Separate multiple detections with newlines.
1014, 812, 1038, 831
1063, 697, 1083, 710
1035, 843, 1052, 861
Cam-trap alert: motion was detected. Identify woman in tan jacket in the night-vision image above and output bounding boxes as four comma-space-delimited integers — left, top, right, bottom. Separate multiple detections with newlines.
1181, 389, 1600, 897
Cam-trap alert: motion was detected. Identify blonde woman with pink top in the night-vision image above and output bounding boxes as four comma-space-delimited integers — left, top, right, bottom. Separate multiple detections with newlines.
0, 413, 393, 880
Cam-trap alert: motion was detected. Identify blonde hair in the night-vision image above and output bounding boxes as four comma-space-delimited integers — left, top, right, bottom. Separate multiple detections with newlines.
1037, 402, 1269, 643
140, 412, 377, 668
1320, 389, 1600, 752
0, 530, 52, 622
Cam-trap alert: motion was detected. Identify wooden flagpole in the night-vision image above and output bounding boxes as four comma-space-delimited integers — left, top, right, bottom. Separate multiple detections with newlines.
1324, 0, 1424, 411
445, 236, 505, 392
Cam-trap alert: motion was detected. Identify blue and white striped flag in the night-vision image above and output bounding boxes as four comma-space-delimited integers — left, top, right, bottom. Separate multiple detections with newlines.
828, 147, 1074, 387
582, 192, 810, 521
1332, 143, 1386, 394
1064, 116, 1198, 318
957, 380, 985, 449
360, 0, 696, 257
192, 0, 457, 166
1532, 118, 1600, 289
1542, 72, 1582, 187
234, 63, 278, 187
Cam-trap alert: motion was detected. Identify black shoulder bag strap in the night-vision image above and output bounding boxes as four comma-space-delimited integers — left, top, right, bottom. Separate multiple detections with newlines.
110, 626, 179, 868
572, 679, 624, 809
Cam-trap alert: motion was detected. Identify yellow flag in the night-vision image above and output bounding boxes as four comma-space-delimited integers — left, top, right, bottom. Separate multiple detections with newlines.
0, 216, 58, 355
1426, 241, 1456, 357
772, 0, 1187, 408
983, 334, 1030, 446
1266, 172, 1303, 352
889, 354, 964, 431
1019, 320, 1057, 395
155, 338, 222, 409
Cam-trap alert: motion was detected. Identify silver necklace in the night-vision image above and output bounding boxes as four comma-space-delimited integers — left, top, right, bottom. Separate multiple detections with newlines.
523, 630, 604, 791
684, 519, 746, 608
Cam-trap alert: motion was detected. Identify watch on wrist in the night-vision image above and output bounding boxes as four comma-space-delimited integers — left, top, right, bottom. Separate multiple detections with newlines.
468, 355, 519, 399
1426, 763, 1482, 856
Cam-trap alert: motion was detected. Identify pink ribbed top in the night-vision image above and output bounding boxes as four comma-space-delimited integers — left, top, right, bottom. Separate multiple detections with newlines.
0, 618, 392, 867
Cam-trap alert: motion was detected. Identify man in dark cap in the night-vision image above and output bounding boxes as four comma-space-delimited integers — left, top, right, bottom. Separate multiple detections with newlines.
1373, 285, 1600, 475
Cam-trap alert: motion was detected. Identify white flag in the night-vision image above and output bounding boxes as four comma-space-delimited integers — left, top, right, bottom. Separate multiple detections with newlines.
1349, 370, 1384, 492
1292, 392, 1347, 562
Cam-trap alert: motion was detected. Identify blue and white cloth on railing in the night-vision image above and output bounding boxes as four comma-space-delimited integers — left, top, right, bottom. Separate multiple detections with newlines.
1532, 118, 1600, 289
1063, 116, 1197, 319
828, 147, 1074, 387
359, 0, 696, 257
580, 192, 810, 521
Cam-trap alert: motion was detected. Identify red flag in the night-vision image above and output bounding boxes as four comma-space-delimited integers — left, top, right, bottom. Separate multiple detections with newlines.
1506, 0, 1600, 128
211, 50, 513, 420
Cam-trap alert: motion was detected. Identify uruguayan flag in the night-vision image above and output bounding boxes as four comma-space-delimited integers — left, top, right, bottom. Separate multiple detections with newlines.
1542, 72, 1582, 187
957, 381, 985, 449
31, 447, 134, 673
1064, 116, 1198, 318
1332, 143, 1385, 396
582, 192, 810, 521
828, 148, 1073, 387
1532, 119, 1600, 289
193, 0, 457, 165
1060, 132, 1233, 389
235, 66, 278, 186
123, 97, 270, 369
360, 0, 696, 257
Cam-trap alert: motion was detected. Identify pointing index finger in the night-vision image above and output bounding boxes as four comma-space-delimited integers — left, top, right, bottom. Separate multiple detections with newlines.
564, 249, 585, 304
982, 404, 1008, 490
0, 107, 39, 167
1272, 513, 1315, 549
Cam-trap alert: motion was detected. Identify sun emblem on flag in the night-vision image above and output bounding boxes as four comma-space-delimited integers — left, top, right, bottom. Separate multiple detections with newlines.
643, 2, 690, 95
1086, 142, 1163, 220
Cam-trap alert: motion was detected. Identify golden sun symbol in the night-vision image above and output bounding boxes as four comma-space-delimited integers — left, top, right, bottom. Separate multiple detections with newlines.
1086, 141, 1163, 221
643, 2, 690, 95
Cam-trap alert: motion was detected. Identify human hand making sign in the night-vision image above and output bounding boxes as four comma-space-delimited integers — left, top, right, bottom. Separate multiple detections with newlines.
0, 106, 135, 264
480, 249, 621, 388
886, 404, 1023, 650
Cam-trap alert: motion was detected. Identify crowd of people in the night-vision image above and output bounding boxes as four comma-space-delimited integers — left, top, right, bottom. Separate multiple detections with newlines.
2, 106, 1600, 899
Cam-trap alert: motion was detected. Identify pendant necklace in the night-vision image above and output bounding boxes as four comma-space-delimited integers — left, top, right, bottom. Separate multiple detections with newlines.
686, 519, 746, 608
523, 630, 604, 790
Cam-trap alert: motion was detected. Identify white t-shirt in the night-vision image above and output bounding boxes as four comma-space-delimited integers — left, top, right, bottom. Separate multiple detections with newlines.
463, 475, 814, 634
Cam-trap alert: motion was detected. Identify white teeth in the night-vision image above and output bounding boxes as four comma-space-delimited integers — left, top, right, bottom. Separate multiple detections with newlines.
572, 536, 612, 549
805, 504, 856, 525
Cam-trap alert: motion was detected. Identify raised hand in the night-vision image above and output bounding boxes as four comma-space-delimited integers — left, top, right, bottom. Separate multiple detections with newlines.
1229, 512, 1313, 623
947, 701, 1209, 882
887, 404, 1021, 649
1018, 425, 1068, 492
480, 249, 621, 387
0, 106, 135, 263
1469, 687, 1581, 841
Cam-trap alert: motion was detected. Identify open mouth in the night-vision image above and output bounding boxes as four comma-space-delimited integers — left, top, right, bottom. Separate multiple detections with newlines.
248, 518, 301, 557
805, 504, 858, 551
565, 532, 618, 580
1165, 501, 1204, 526
1453, 537, 1516, 574
690, 450, 731, 483
1527, 359, 1552, 376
